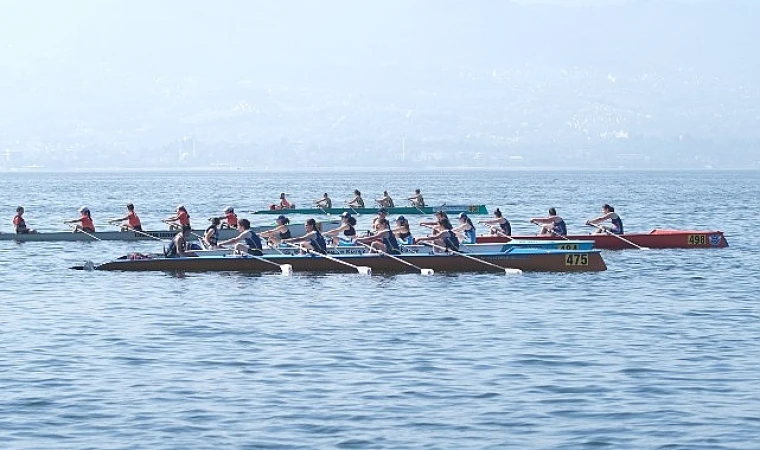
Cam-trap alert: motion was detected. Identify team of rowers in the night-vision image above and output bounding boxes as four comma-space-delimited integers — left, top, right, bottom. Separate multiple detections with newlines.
269, 189, 427, 210
11, 202, 625, 258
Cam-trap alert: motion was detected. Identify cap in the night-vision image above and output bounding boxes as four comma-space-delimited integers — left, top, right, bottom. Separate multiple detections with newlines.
177, 204, 185, 210
79, 206, 90, 213
395, 215, 406, 222
458, 212, 468, 219
224, 206, 234, 213
340, 212, 352, 218
276, 215, 287, 222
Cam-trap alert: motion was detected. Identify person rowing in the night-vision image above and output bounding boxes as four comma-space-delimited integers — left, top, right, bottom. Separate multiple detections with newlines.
355, 217, 402, 255
218, 218, 264, 256
165, 227, 196, 257
282, 218, 328, 254
371, 208, 389, 232
530, 207, 567, 236
376, 191, 394, 208
479, 208, 511, 236
347, 190, 365, 208
587, 204, 624, 234
221, 206, 238, 229
393, 215, 413, 244
164, 205, 191, 232
203, 217, 221, 248
415, 217, 459, 252
65, 207, 95, 233
259, 215, 292, 246
315, 193, 332, 209
452, 212, 477, 244
407, 189, 425, 207
271, 193, 293, 210
13, 207, 36, 234
420, 210, 448, 231
323, 212, 357, 246
109, 203, 142, 231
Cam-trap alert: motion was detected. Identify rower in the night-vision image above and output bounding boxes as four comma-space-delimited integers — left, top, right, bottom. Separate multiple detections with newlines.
393, 215, 413, 245
204, 217, 221, 248
376, 191, 394, 208
355, 218, 401, 255
164, 205, 191, 232
347, 190, 365, 208
165, 227, 196, 257
13, 206, 36, 234
271, 193, 294, 211
109, 203, 142, 231
407, 189, 426, 207
587, 204, 624, 234
372, 208, 389, 232
282, 218, 328, 254
323, 212, 357, 246
452, 212, 477, 244
218, 218, 264, 256
479, 208, 511, 236
259, 215, 292, 246
415, 217, 459, 252
530, 207, 567, 236
65, 207, 95, 233
221, 207, 238, 229
420, 210, 448, 231
315, 193, 332, 209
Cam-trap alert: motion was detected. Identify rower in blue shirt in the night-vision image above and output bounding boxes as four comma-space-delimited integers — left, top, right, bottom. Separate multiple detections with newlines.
453, 212, 477, 244
587, 204, 624, 235
282, 218, 328, 254
530, 207, 568, 236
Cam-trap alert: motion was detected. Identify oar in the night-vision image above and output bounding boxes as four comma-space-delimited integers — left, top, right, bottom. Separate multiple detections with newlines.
530, 221, 571, 241
420, 241, 522, 275
283, 242, 371, 275
65, 222, 101, 241
344, 202, 360, 216
482, 223, 513, 239
411, 203, 426, 215
107, 223, 168, 242
220, 244, 293, 275
316, 204, 330, 216
587, 222, 648, 250
356, 241, 433, 275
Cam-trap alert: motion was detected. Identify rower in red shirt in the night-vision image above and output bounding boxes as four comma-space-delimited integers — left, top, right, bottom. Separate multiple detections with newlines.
65, 207, 95, 233
164, 205, 191, 232
13, 206, 36, 234
222, 206, 238, 229
109, 203, 143, 231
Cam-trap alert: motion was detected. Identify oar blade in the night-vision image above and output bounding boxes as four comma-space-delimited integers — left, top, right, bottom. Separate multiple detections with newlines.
357, 266, 372, 276
420, 268, 435, 276
280, 264, 293, 276
504, 268, 522, 275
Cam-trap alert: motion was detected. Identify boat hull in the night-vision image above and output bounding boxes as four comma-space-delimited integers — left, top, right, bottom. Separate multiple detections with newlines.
476, 229, 729, 250
93, 248, 606, 273
250, 205, 488, 215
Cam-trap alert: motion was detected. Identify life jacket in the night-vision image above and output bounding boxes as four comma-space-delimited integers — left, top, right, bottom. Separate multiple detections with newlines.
178, 210, 190, 227
127, 211, 141, 228
81, 215, 95, 232
225, 212, 238, 228
13, 214, 26, 230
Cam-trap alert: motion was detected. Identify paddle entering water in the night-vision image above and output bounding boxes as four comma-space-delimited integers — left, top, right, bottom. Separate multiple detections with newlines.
219, 244, 293, 276
283, 242, 371, 275
420, 241, 522, 275
356, 242, 434, 275
587, 222, 649, 250
65, 223, 101, 241
530, 222, 571, 241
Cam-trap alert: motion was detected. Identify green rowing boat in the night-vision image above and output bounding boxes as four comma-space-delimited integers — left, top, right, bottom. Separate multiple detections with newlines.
250, 204, 488, 215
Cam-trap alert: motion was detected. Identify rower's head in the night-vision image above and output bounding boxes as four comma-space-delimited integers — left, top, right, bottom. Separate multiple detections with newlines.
323, 192, 329, 198
79, 206, 91, 217
16, 206, 24, 214
306, 218, 318, 231
280, 193, 286, 199
377, 218, 390, 230
239, 218, 251, 230
435, 210, 448, 220
602, 204, 614, 213
210, 217, 221, 226
494, 208, 503, 218
395, 215, 407, 226
354, 189, 361, 196
127, 203, 135, 211
276, 215, 290, 225
341, 212, 352, 222
377, 208, 388, 217
458, 212, 469, 222
415, 189, 421, 194
177, 205, 186, 213
383, 190, 389, 196
439, 218, 453, 230
224, 206, 234, 214
549, 207, 557, 215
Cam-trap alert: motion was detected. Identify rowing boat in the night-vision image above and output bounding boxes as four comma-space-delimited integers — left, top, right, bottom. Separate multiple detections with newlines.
0, 221, 338, 242
476, 229, 729, 250
249, 204, 489, 215
79, 247, 607, 273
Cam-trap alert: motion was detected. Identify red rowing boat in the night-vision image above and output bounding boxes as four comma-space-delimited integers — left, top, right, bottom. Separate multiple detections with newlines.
476, 229, 729, 250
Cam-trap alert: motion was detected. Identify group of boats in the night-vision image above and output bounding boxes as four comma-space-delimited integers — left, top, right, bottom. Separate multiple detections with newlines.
4, 203, 728, 276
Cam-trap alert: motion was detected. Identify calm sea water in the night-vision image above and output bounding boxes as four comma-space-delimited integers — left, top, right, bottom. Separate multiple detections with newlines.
0, 170, 758, 449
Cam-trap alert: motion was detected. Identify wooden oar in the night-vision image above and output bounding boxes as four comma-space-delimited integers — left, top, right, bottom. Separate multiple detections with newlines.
356, 242, 433, 275
587, 222, 649, 250
530, 221, 571, 241
420, 241, 522, 275
65, 223, 101, 241
220, 244, 293, 275
283, 242, 371, 275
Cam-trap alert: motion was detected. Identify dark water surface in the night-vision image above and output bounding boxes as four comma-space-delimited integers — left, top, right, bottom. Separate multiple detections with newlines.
1, 170, 758, 448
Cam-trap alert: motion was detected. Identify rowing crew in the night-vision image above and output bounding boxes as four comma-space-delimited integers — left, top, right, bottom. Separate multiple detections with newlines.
269, 189, 427, 210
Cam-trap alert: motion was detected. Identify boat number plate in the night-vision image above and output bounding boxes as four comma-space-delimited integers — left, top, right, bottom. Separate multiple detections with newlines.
687, 234, 706, 245
558, 244, 579, 250
565, 254, 589, 266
